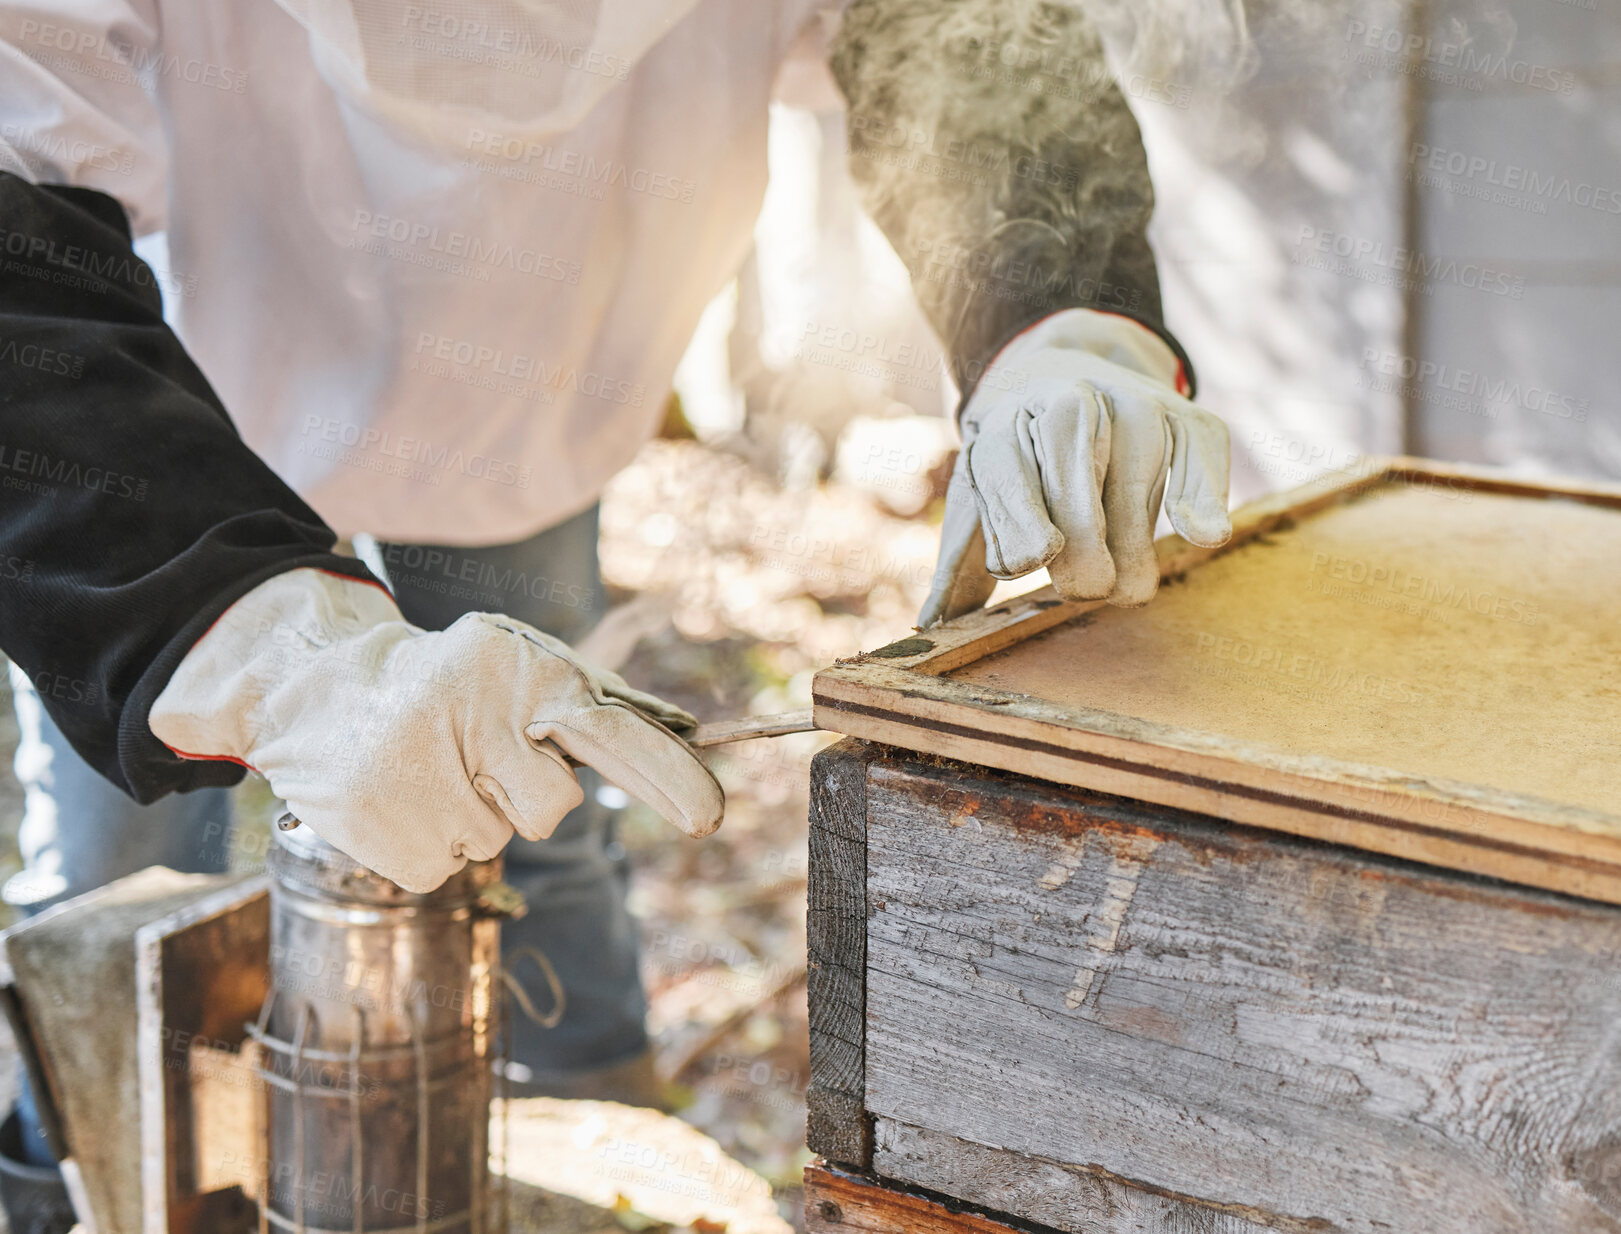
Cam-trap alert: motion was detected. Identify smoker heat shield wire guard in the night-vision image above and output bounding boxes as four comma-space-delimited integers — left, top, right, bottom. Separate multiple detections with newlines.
246, 823, 527, 1234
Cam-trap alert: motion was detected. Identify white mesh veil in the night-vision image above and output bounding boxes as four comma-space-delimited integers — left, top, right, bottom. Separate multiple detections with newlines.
272, 0, 702, 144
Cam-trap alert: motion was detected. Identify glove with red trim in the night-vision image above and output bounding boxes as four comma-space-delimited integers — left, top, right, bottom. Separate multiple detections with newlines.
920, 309, 1233, 628
149, 568, 723, 892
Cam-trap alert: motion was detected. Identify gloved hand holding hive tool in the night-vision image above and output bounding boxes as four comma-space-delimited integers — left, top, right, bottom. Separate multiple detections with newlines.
920, 310, 1234, 628
149, 569, 725, 894
0, 0, 1246, 1210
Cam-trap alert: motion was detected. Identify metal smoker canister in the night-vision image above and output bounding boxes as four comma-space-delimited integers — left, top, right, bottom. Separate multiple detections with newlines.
250, 823, 508, 1234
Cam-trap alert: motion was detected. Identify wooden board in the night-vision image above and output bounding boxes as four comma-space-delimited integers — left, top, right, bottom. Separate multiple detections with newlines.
0, 869, 257, 1234
844, 747, 1621, 1234
804, 1162, 1026, 1233
135, 876, 269, 1234
870, 1123, 1282, 1234
813, 458, 1621, 904
807, 742, 874, 1170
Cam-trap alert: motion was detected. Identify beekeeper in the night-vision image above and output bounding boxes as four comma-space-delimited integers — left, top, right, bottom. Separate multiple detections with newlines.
0, 0, 1231, 1132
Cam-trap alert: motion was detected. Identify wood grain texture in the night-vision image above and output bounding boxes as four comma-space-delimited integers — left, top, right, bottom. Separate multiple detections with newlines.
136, 876, 269, 1234
953, 483, 1619, 815
857, 752, 1621, 1234
804, 1162, 1027, 1233
807, 740, 874, 1168
873, 1121, 1291, 1234
814, 460, 1621, 905
0, 869, 255, 1234
855, 458, 1396, 679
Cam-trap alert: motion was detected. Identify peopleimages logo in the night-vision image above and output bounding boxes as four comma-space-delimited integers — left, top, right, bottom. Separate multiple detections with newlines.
1360, 348, 1589, 422
461, 131, 697, 202
0, 442, 147, 500
15, 18, 249, 92
0, 335, 86, 379
401, 5, 631, 82
1407, 144, 1621, 216
1307, 552, 1542, 626
946, 36, 1195, 110
411, 333, 646, 406
299, 415, 532, 489
848, 113, 1131, 188
1192, 631, 1426, 704
0, 226, 197, 300
796, 320, 944, 392
349, 209, 583, 283
0, 125, 134, 177
910, 237, 1145, 317
382, 543, 595, 613
1343, 20, 1577, 94
1294, 226, 1525, 299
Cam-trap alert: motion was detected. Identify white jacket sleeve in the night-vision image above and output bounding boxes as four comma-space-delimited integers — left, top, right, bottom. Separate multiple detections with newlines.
0, 0, 169, 233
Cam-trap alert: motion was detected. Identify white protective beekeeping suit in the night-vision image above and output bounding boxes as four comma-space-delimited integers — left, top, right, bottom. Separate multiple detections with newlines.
0, 0, 830, 544
1, 0, 1238, 896
274, 0, 697, 149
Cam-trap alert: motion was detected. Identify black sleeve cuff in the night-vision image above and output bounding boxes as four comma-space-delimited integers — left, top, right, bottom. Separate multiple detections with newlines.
0, 171, 386, 803
120, 556, 381, 802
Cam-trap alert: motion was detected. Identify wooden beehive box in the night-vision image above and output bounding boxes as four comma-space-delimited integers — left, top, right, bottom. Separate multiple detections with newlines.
804, 459, 1621, 1234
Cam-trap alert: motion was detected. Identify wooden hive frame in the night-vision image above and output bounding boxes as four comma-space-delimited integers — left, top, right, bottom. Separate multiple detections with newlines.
812, 457, 1621, 905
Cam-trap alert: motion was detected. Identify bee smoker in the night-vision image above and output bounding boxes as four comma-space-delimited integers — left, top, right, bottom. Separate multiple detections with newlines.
247, 823, 516, 1234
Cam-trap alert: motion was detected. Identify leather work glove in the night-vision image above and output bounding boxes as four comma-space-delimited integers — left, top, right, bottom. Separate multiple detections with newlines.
919, 309, 1232, 628
149, 569, 723, 893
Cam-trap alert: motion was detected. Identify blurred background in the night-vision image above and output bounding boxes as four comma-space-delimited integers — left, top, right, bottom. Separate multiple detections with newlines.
0, 0, 1616, 1227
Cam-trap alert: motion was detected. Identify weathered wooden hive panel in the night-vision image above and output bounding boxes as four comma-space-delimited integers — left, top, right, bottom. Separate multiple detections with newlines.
806, 461, 1621, 1234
